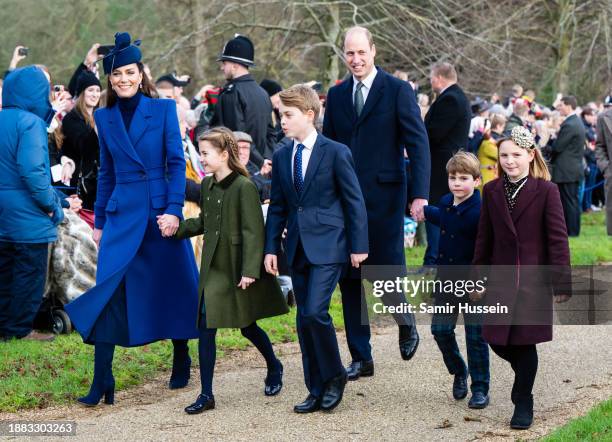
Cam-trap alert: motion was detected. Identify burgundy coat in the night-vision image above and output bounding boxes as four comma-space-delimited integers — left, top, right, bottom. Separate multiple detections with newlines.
473, 177, 571, 345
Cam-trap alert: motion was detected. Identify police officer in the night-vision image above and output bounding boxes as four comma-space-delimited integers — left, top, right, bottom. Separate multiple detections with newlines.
211, 34, 276, 166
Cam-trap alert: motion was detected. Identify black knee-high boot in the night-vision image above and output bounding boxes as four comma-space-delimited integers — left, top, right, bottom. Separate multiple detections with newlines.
169, 339, 191, 389
78, 342, 115, 406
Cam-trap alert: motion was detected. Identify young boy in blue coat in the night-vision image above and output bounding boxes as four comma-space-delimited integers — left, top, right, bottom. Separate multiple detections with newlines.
264, 84, 368, 414
424, 151, 490, 409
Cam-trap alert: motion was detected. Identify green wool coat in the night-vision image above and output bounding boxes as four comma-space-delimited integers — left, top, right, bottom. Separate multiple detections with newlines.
175, 171, 288, 328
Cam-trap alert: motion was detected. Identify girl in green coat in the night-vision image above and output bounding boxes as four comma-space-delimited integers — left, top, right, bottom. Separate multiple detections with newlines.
160, 127, 288, 414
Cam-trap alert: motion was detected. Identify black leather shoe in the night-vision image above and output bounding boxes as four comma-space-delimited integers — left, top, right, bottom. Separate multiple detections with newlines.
510, 394, 533, 429
398, 325, 419, 360
294, 394, 321, 413
184, 394, 215, 415
321, 371, 348, 411
468, 391, 489, 409
346, 360, 374, 381
453, 374, 468, 400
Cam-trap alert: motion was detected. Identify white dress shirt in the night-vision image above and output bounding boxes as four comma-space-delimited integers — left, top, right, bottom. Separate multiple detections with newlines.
291, 129, 318, 182
352, 67, 378, 105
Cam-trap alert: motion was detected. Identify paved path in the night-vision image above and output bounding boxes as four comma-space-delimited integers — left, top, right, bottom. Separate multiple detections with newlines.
2, 325, 611, 441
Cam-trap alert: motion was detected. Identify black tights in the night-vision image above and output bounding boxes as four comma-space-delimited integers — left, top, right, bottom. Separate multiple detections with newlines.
490, 344, 538, 400
199, 322, 278, 397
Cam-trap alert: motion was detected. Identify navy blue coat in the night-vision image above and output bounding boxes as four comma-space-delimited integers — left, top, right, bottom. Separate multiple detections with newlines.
323, 68, 430, 267
65, 96, 199, 346
0, 66, 64, 243
264, 134, 368, 265
424, 190, 481, 265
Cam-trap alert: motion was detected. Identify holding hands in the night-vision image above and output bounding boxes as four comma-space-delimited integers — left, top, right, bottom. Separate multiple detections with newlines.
156, 214, 180, 237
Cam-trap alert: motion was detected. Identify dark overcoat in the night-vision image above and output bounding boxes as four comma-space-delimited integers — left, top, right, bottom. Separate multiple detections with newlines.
424, 84, 471, 204
65, 96, 200, 346
550, 114, 586, 183
472, 177, 571, 345
175, 172, 288, 329
322, 67, 430, 269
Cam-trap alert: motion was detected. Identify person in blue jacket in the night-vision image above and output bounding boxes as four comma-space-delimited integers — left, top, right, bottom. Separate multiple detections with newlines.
65, 33, 200, 406
423, 151, 490, 410
0, 65, 64, 342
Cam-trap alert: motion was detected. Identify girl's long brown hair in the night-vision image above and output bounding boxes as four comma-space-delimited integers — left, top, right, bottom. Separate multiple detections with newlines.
75, 89, 99, 129
105, 62, 156, 108
199, 127, 249, 177
496, 137, 551, 181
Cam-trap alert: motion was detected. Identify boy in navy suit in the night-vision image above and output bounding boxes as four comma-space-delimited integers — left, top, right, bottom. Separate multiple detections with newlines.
424, 151, 490, 409
264, 84, 368, 413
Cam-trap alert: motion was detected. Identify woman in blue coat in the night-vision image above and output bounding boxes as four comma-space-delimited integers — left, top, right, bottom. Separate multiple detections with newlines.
65, 33, 199, 406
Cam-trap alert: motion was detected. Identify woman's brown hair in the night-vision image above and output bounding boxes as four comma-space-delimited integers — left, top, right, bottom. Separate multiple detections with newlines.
496, 137, 551, 181
75, 88, 100, 129
198, 127, 249, 177
105, 62, 156, 108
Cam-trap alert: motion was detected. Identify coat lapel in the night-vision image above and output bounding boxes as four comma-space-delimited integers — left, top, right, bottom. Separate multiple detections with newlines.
108, 104, 145, 167
300, 135, 326, 197
489, 178, 517, 237
356, 69, 384, 126
281, 143, 298, 202
510, 177, 538, 224
341, 78, 357, 123
128, 95, 153, 149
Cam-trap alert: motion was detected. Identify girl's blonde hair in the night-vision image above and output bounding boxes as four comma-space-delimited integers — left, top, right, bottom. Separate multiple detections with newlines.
496, 137, 551, 181
198, 127, 249, 177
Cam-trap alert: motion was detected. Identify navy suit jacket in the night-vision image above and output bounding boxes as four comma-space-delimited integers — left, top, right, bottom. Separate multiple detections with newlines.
264, 134, 368, 265
323, 67, 430, 267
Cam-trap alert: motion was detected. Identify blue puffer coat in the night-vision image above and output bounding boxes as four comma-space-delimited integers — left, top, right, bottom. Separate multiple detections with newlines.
0, 65, 63, 243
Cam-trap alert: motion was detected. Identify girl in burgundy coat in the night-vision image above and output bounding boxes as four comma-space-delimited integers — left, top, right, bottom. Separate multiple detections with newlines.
471, 126, 571, 430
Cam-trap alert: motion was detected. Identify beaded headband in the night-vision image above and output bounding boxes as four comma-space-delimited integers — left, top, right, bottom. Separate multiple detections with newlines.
510, 126, 535, 149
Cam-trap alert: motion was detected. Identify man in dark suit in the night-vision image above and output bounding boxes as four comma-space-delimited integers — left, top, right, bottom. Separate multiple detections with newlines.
551, 96, 585, 236
423, 62, 471, 265
265, 84, 368, 413
323, 26, 431, 380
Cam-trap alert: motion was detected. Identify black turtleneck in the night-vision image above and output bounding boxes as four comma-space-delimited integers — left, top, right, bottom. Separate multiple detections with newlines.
118, 92, 142, 132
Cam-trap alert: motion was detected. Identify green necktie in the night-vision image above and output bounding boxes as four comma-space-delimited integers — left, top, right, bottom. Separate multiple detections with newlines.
354, 81, 364, 116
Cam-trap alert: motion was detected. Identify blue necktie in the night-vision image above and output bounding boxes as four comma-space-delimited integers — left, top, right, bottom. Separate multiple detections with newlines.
293, 143, 305, 194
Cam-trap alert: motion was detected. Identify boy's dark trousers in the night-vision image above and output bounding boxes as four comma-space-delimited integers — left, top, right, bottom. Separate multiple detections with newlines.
291, 240, 345, 398
430, 296, 490, 394
0, 241, 49, 338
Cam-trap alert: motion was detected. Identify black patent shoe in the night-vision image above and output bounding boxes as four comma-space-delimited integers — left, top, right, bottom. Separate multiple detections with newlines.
346, 360, 374, 381
398, 325, 419, 360
264, 360, 283, 396
294, 394, 321, 413
184, 394, 215, 415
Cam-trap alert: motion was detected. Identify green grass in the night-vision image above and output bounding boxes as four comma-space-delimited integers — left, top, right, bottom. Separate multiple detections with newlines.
569, 212, 612, 264
0, 212, 609, 412
0, 295, 345, 412
541, 398, 611, 441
